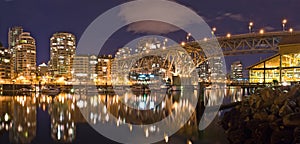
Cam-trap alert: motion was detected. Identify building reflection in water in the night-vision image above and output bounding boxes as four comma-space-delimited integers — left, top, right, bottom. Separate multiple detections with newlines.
49, 93, 76, 143
0, 96, 13, 136
9, 95, 36, 144
0, 86, 244, 143
204, 86, 244, 107
76, 89, 200, 142
37, 93, 52, 112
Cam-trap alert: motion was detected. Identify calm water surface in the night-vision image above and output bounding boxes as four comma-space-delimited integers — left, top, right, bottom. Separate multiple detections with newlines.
0, 86, 246, 144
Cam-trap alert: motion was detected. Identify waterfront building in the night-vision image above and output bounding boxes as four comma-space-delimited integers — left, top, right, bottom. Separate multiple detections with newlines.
73, 56, 89, 81
230, 61, 243, 81
197, 61, 210, 82
8, 26, 23, 50
11, 32, 37, 81
248, 36, 300, 84
196, 57, 226, 83
96, 55, 113, 85
37, 63, 48, 76
49, 32, 76, 80
0, 43, 11, 80
8, 26, 23, 80
72, 55, 98, 81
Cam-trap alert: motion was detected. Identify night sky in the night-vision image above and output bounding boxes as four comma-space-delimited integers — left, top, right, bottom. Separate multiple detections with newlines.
1, 0, 300, 75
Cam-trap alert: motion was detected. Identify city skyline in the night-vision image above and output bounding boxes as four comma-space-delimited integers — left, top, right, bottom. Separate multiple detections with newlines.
1, 1, 300, 143
1, 0, 300, 67
0, 25, 296, 79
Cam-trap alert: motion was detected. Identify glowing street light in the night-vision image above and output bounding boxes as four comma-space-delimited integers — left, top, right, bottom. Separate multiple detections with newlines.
289, 28, 294, 33
226, 33, 231, 38
181, 41, 186, 46
259, 29, 265, 34
282, 19, 287, 31
163, 38, 168, 49
249, 22, 254, 33
186, 33, 192, 42
212, 27, 217, 35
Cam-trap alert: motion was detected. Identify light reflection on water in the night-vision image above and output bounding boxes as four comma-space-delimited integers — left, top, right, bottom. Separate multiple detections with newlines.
76, 88, 199, 143
0, 86, 245, 143
204, 86, 248, 107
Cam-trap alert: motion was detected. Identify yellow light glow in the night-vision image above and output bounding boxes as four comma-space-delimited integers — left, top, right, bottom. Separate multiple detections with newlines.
226, 33, 231, 38
164, 135, 169, 143
282, 19, 287, 24
259, 29, 265, 34
212, 27, 216, 32
249, 22, 253, 26
4, 113, 9, 122
181, 42, 186, 46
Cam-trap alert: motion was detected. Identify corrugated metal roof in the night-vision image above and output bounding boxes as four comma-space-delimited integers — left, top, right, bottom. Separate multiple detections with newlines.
246, 54, 280, 70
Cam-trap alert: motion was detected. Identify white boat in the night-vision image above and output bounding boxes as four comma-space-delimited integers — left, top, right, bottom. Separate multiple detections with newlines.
18, 88, 33, 93
41, 87, 60, 95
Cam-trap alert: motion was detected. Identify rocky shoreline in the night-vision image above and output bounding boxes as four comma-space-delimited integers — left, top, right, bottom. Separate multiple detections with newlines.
220, 85, 300, 144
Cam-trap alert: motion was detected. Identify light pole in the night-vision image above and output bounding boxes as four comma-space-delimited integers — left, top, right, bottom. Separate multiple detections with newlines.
186, 33, 191, 42
282, 19, 287, 31
249, 22, 253, 33
212, 27, 217, 35
163, 38, 168, 49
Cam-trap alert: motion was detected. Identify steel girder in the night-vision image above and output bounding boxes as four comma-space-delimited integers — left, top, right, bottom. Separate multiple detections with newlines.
112, 47, 198, 86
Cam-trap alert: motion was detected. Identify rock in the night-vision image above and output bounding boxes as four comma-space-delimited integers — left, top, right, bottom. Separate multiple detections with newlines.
287, 85, 300, 99
253, 112, 269, 121
296, 97, 300, 107
270, 130, 293, 144
268, 114, 277, 122
283, 112, 300, 126
252, 122, 271, 143
227, 129, 247, 144
249, 94, 260, 107
269, 118, 283, 131
221, 86, 300, 144
244, 139, 256, 144
271, 104, 280, 115
295, 107, 300, 113
261, 88, 274, 100
274, 93, 288, 106
293, 127, 300, 144
285, 99, 297, 109
279, 104, 294, 117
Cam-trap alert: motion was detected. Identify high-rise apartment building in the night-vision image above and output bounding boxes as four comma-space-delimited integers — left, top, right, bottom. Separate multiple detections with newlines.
97, 55, 113, 85
230, 61, 243, 81
8, 26, 23, 79
0, 43, 11, 80
8, 26, 23, 50
72, 55, 98, 81
49, 32, 76, 79
11, 32, 37, 80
